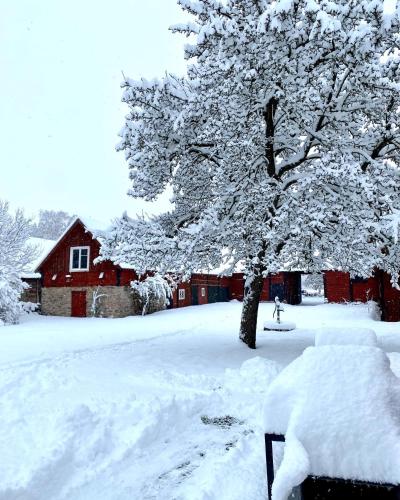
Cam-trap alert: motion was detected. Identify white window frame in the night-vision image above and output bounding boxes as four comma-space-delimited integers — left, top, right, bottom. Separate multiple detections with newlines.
201, 287, 206, 297
178, 289, 185, 300
69, 246, 90, 272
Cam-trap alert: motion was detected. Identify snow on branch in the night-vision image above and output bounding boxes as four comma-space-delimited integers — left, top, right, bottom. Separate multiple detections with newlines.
113, 0, 400, 288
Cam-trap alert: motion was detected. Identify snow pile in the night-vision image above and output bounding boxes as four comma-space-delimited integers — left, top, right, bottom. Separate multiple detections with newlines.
264, 345, 400, 500
224, 356, 281, 395
264, 321, 296, 332
315, 327, 377, 347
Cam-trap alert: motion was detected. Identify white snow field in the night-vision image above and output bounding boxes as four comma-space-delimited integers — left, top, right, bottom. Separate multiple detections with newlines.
1, 298, 400, 500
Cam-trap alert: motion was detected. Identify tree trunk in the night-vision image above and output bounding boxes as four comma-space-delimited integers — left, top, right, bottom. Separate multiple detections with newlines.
239, 273, 265, 349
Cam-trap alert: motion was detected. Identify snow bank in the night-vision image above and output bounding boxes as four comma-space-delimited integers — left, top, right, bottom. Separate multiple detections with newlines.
315, 327, 377, 347
264, 345, 400, 500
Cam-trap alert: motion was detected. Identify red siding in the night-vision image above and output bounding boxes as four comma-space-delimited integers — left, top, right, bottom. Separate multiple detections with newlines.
261, 276, 271, 301
324, 271, 351, 302
171, 281, 192, 308
324, 270, 400, 322
351, 277, 379, 302
119, 269, 138, 286
230, 273, 244, 300
191, 273, 219, 286
381, 272, 400, 322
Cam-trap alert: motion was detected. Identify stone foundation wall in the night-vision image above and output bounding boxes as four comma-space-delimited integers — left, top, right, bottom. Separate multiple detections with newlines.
41, 286, 145, 318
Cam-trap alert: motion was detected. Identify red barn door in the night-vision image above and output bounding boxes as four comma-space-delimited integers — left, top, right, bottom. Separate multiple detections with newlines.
71, 291, 87, 317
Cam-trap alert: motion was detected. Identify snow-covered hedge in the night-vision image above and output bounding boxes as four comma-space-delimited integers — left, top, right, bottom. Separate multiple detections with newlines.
131, 274, 173, 316
0, 201, 35, 325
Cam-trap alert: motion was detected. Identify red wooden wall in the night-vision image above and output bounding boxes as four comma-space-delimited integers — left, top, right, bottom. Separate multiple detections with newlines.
380, 272, 400, 322
324, 270, 400, 322
351, 277, 379, 302
324, 271, 351, 302
170, 281, 192, 308
230, 273, 245, 300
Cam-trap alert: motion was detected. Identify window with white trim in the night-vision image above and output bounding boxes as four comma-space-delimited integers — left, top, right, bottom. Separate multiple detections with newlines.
178, 289, 185, 300
201, 287, 206, 297
70, 246, 90, 271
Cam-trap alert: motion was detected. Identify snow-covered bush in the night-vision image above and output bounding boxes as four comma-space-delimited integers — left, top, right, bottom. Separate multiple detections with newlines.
131, 274, 173, 316
0, 201, 35, 325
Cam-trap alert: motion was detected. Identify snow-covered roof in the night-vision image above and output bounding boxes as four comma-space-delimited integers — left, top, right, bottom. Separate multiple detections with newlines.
21, 237, 57, 279
33, 216, 114, 272
78, 216, 113, 234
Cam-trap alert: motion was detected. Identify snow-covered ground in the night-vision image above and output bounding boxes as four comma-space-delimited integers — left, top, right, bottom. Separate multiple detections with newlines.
1, 299, 400, 500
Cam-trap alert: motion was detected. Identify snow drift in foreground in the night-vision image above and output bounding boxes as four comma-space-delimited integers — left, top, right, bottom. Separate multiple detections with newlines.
264, 345, 400, 500
1, 300, 400, 499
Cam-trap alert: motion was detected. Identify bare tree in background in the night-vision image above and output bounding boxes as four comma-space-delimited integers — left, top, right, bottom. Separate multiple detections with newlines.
30, 210, 75, 240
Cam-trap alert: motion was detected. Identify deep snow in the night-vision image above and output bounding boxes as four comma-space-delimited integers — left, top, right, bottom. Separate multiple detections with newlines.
1, 298, 400, 499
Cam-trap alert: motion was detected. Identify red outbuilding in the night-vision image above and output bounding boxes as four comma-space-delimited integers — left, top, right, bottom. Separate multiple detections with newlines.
35, 217, 140, 317
323, 270, 400, 322
32, 216, 302, 318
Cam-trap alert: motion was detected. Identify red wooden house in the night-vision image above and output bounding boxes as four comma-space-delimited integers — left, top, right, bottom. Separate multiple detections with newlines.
35, 217, 142, 317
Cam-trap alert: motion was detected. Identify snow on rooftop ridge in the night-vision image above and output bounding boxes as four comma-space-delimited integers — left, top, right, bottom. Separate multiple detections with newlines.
79, 216, 113, 234
264, 345, 400, 499
32, 216, 114, 272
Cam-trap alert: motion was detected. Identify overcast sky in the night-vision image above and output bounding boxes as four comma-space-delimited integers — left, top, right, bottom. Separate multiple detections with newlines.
1, 0, 188, 222
2, 1, 396, 223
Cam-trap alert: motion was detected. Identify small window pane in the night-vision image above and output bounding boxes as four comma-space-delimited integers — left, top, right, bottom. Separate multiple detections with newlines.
179, 289, 185, 300
80, 253, 88, 269
72, 249, 80, 269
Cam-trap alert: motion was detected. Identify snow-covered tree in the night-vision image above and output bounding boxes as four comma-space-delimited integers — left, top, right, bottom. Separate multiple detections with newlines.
0, 201, 35, 325
131, 274, 173, 315
104, 0, 400, 348
302, 274, 324, 296
30, 210, 74, 240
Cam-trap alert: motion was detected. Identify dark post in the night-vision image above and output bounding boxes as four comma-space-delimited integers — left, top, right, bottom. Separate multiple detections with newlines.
265, 433, 285, 500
